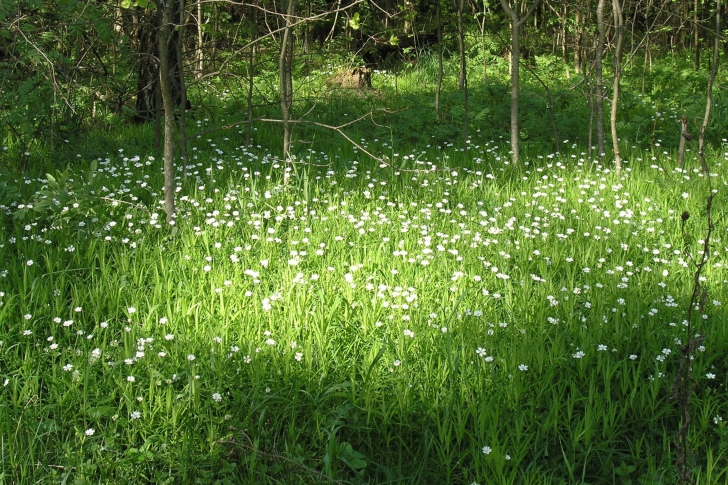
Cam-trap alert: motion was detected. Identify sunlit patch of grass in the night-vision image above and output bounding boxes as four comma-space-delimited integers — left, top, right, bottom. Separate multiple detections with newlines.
0, 128, 727, 484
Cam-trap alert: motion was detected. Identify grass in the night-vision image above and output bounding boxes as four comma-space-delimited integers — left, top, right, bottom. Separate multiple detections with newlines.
1, 52, 728, 484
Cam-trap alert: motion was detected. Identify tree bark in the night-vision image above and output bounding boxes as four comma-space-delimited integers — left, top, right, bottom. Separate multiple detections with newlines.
196, 0, 204, 79
157, 0, 177, 223
694, 0, 700, 70
435, 0, 443, 119
610, 0, 624, 175
247, 5, 257, 147
499, 0, 541, 167
176, 0, 189, 178
698, 0, 719, 174
678, 115, 689, 169
457, 0, 466, 91
458, 0, 468, 144
595, 0, 606, 157
279, 0, 294, 181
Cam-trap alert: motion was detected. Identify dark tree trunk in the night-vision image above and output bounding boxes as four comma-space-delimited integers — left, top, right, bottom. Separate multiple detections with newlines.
134, 9, 159, 123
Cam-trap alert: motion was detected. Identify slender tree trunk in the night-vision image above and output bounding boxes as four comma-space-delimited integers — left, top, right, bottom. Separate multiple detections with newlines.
509, 20, 520, 164
499, 0, 541, 167
158, 0, 177, 222
595, 0, 606, 157
574, 7, 583, 74
279, 0, 294, 180
641, 0, 652, 94
458, 0, 468, 143
247, 5, 257, 147
457, 0, 466, 91
196, 0, 204, 78
694, 0, 700, 70
610, 0, 624, 175
480, 1, 490, 79
698, 0, 719, 174
678, 115, 689, 169
177, 0, 189, 178
436, 0, 443, 119
154, 80, 162, 151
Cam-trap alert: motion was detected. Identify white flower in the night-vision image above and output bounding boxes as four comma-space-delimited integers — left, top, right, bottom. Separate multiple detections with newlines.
706, 373, 716, 379
573, 351, 585, 359
518, 364, 528, 371
476, 347, 487, 357
597, 344, 607, 351
26, 260, 34, 266
130, 411, 141, 420
187, 354, 196, 361
393, 359, 401, 367
482, 446, 492, 455
212, 392, 223, 402
265, 339, 276, 346
85, 428, 95, 436
294, 352, 303, 362
127, 307, 136, 314
127, 375, 135, 382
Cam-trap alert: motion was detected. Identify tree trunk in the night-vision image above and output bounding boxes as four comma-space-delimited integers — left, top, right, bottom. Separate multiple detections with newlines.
457, 0, 466, 91
694, 0, 700, 70
698, 0, 719, 174
499, 0, 541, 167
196, 0, 204, 79
595, 0, 606, 157
610, 0, 624, 175
177, 0, 189, 178
509, 20, 520, 165
480, 0, 490, 79
678, 115, 689, 169
574, 7, 583, 74
134, 9, 158, 123
458, 0, 468, 143
436, 0, 443, 119
157, 0, 177, 223
279, 0, 294, 180
247, 5, 257, 147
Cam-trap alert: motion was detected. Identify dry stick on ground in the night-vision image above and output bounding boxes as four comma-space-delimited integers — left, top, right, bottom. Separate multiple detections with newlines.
672, 192, 716, 485
177, 108, 453, 174
219, 428, 347, 484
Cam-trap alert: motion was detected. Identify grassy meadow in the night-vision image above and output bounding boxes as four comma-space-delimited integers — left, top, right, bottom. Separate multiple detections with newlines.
1, 53, 728, 484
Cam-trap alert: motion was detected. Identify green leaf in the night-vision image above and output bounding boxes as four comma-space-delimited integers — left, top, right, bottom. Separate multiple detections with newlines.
339, 442, 367, 471
389, 34, 399, 45
348, 13, 360, 30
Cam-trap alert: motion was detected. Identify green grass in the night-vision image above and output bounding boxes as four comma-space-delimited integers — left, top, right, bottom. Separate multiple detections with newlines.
1, 51, 728, 484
